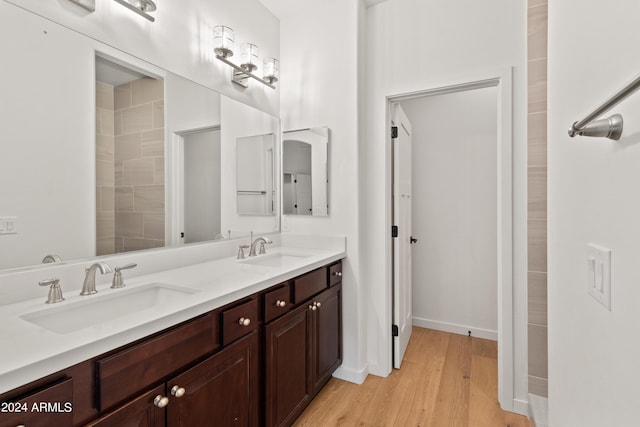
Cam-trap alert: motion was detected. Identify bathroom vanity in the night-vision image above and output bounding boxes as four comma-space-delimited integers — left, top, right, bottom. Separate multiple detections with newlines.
0, 244, 344, 427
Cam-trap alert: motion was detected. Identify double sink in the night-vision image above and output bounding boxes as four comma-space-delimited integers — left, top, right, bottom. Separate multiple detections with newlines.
19, 251, 311, 335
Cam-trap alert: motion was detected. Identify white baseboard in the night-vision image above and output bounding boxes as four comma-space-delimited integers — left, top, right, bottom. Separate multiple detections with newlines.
413, 317, 498, 341
332, 363, 369, 385
528, 394, 548, 427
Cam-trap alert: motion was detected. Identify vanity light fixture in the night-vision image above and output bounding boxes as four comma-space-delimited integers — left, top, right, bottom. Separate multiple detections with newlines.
263, 58, 279, 84
213, 25, 277, 90
113, 0, 157, 22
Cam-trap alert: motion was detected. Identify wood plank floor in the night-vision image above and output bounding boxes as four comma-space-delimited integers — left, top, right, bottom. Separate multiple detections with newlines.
293, 327, 529, 427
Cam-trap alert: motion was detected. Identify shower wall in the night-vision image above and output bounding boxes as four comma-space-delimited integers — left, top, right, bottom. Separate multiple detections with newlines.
96, 82, 116, 256
113, 78, 165, 253
527, 0, 548, 397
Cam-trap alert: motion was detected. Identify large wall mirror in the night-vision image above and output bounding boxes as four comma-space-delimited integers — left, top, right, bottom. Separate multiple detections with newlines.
0, 3, 279, 270
282, 127, 329, 216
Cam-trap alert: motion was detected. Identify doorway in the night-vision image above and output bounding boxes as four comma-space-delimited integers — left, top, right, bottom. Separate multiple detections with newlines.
388, 69, 514, 410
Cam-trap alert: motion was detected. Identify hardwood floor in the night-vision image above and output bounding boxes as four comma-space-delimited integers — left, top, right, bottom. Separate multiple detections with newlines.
293, 327, 529, 427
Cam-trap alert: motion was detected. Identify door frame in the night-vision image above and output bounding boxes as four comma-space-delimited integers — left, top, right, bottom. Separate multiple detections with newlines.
166, 125, 221, 246
385, 67, 517, 412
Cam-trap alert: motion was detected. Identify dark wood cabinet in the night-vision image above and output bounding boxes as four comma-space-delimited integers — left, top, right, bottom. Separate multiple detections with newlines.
85, 385, 165, 427
167, 331, 260, 427
310, 284, 342, 393
0, 259, 343, 427
0, 378, 73, 427
264, 304, 312, 427
264, 280, 342, 427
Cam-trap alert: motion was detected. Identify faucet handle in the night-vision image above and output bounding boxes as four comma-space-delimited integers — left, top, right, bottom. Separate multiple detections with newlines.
237, 245, 250, 259
259, 239, 273, 255
39, 278, 64, 304
111, 263, 138, 289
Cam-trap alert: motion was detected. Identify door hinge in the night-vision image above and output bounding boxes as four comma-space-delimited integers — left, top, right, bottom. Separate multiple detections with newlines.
391, 126, 398, 139
180, 232, 184, 238
391, 225, 398, 238
392, 324, 399, 337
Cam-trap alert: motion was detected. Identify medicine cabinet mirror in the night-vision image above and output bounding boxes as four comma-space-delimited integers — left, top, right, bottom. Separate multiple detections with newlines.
282, 127, 329, 216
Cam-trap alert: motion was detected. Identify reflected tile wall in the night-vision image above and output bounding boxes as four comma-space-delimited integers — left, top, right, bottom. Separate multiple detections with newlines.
96, 82, 115, 256
114, 77, 165, 252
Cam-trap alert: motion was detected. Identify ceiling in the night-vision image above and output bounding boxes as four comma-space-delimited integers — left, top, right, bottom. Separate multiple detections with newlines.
258, 0, 387, 18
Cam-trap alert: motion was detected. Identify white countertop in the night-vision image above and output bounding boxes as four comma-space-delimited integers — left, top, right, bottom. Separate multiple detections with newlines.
0, 243, 345, 395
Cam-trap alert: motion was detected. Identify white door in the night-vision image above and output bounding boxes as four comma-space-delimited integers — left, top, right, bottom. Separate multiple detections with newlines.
294, 173, 312, 215
392, 103, 413, 369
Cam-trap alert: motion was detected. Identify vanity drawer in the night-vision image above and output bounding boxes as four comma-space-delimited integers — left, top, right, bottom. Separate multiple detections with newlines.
0, 378, 73, 427
96, 312, 219, 411
222, 298, 259, 345
293, 267, 328, 304
263, 283, 291, 323
329, 262, 343, 287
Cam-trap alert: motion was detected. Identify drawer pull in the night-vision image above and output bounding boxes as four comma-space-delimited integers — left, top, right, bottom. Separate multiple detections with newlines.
171, 385, 186, 398
238, 317, 251, 326
154, 395, 169, 408
276, 299, 287, 307
333, 271, 342, 277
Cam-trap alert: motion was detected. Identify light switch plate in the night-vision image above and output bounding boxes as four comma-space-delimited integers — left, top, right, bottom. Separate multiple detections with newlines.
0, 217, 18, 235
587, 243, 612, 310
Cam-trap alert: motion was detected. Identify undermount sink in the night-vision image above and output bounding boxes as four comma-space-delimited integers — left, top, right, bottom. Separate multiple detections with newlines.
20, 283, 198, 334
239, 252, 311, 268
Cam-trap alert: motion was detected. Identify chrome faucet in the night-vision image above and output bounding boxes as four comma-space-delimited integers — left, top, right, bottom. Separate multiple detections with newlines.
80, 262, 113, 295
248, 236, 272, 257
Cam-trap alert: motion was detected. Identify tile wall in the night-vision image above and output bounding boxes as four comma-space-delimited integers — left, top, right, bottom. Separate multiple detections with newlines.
113, 78, 165, 253
527, 0, 548, 397
96, 82, 115, 256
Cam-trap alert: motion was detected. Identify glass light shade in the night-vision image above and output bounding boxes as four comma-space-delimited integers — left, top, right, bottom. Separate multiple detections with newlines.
240, 43, 259, 72
213, 25, 234, 58
128, 0, 156, 12
263, 58, 279, 84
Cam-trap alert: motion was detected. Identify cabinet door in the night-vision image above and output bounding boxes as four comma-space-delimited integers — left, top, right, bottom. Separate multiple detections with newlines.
166, 331, 259, 427
264, 304, 312, 427
0, 378, 73, 427
84, 385, 165, 427
311, 284, 342, 394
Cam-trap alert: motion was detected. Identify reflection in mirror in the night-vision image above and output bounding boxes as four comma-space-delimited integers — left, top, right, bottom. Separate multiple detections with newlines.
183, 128, 221, 243
282, 127, 329, 216
236, 134, 275, 216
96, 55, 166, 255
0, 0, 280, 271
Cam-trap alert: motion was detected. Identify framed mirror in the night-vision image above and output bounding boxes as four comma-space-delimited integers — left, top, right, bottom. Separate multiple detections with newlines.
0, 3, 279, 271
282, 127, 329, 216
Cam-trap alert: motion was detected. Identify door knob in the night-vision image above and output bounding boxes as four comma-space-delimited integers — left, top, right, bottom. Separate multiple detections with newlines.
410, 236, 418, 244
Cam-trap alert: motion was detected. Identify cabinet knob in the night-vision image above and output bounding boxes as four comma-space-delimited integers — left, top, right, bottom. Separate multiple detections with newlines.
316, 301, 322, 308
333, 271, 342, 277
154, 395, 169, 408
309, 304, 317, 311
171, 385, 186, 398
238, 317, 251, 326
276, 300, 287, 307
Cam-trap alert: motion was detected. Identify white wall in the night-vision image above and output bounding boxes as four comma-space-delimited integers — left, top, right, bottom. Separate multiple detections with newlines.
184, 130, 221, 243
364, 0, 528, 410
401, 87, 498, 339
0, 3, 98, 268
276, 0, 366, 382
4, 0, 279, 116
548, 1, 640, 425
